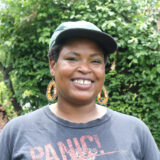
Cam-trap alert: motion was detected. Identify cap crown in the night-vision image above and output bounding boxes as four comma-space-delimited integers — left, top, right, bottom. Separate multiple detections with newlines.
49, 21, 101, 50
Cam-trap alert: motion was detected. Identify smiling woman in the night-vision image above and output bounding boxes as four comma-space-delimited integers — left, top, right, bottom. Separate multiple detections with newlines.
49, 38, 106, 111
0, 21, 159, 160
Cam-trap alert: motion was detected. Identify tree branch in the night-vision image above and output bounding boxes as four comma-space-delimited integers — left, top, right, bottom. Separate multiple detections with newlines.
0, 61, 22, 113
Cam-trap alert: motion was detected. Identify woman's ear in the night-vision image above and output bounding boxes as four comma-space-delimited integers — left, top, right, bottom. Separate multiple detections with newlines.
49, 58, 56, 76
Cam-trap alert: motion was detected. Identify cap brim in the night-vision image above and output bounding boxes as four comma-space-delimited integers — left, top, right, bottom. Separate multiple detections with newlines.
55, 28, 117, 55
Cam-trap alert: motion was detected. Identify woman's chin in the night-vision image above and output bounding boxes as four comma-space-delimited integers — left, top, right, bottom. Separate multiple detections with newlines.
66, 95, 96, 105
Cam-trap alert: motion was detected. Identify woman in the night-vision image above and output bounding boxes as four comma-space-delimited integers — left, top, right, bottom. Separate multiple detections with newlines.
0, 21, 159, 160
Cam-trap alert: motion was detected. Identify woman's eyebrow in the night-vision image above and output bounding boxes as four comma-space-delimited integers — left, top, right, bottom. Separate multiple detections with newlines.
90, 53, 104, 58
66, 52, 80, 56
66, 52, 103, 58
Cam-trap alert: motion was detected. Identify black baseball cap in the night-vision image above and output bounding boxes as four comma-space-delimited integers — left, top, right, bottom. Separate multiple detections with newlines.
49, 21, 117, 55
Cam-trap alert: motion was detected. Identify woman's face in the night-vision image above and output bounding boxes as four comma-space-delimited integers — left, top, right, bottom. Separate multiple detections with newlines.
49, 38, 105, 105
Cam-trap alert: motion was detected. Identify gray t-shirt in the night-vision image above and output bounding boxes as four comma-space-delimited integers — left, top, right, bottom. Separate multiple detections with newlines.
0, 105, 159, 160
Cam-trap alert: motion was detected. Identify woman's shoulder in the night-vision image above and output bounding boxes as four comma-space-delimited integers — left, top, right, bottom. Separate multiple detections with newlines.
110, 108, 143, 122
15, 105, 46, 120
1, 105, 49, 133
108, 107, 150, 132
97, 105, 145, 126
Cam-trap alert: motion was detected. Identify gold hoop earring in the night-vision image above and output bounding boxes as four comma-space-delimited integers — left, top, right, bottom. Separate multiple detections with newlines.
46, 80, 57, 101
97, 86, 109, 105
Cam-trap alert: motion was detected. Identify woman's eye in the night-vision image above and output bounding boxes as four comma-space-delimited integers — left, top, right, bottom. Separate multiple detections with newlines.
91, 59, 102, 64
65, 57, 77, 61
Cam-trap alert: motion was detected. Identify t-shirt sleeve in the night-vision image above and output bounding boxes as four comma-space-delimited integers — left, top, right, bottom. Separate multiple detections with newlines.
0, 122, 12, 160
140, 122, 160, 160
0, 116, 22, 160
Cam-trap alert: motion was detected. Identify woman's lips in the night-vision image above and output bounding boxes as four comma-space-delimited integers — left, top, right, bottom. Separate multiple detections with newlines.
72, 79, 94, 90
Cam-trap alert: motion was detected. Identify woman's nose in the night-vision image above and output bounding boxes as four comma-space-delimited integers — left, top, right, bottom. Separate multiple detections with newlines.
77, 61, 91, 74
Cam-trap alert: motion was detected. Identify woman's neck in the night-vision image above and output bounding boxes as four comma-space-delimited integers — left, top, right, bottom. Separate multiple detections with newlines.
49, 100, 107, 123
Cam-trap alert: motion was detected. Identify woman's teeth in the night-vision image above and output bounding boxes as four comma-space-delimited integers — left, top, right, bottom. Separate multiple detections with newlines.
73, 79, 91, 85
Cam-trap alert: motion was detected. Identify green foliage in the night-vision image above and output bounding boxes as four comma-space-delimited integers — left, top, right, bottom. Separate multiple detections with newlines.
0, 0, 160, 148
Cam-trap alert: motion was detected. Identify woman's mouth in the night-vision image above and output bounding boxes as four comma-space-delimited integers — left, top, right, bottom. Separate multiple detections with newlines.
71, 78, 94, 90
73, 79, 92, 85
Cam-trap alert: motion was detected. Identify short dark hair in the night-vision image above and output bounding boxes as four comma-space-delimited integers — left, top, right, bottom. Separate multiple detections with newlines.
47, 44, 62, 62
47, 41, 108, 63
